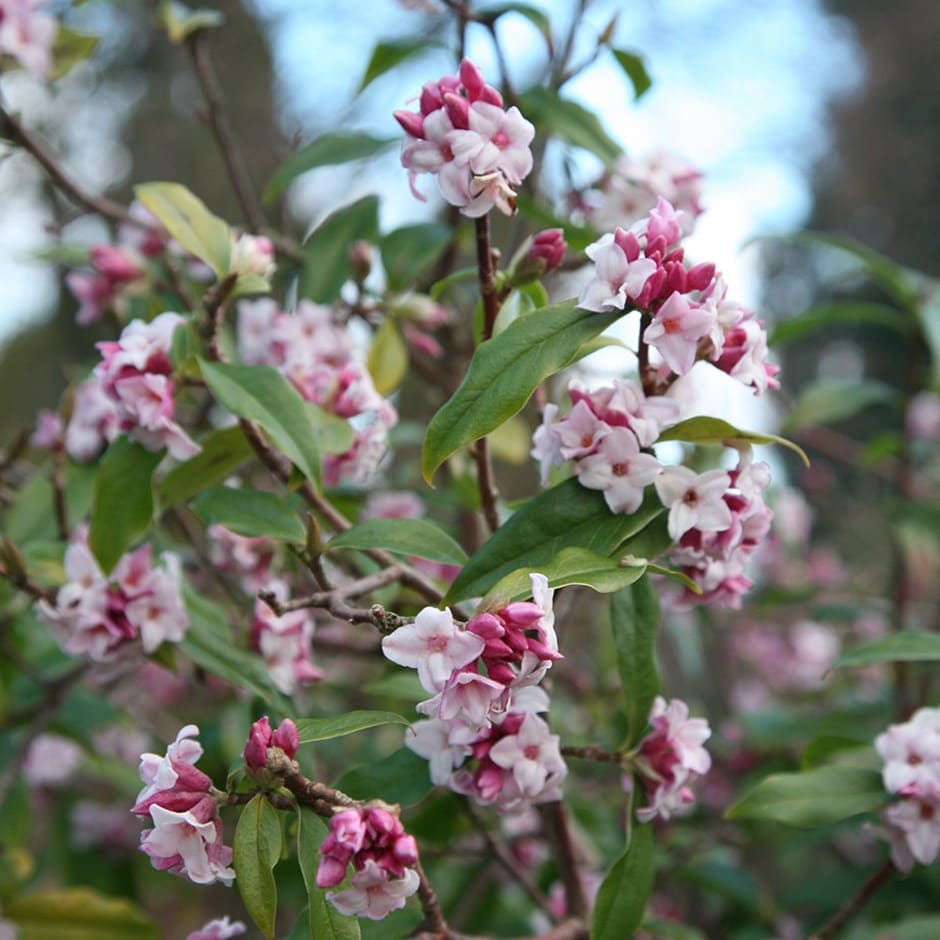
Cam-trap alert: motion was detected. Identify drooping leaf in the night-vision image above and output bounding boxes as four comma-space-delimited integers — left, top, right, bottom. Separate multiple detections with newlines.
657, 416, 810, 466
592, 820, 655, 940
769, 301, 910, 346
726, 764, 884, 827
611, 48, 652, 99
296, 809, 362, 940
831, 631, 940, 670
159, 1, 224, 43
200, 359, 321, 488
89, 438, 163, 575
135, 182, 231, 277
381, 223, 452, 291
611, 575, 661, 747
359, 39, 436, 93
783, 379, 899, 431
445, 480, 665, 603
234, 794, 282, 939
517, 87, 621, 163
294, 710, 411, 744
422, 301, 621, 483
336, 747, 431, 807
157, 426, 254, 508
5, 887, 157, 940
367, 318, 409, 396
192, 487, 305, 543
264, 132, 395, 204
50, 27, 99, 80
327, 518, 467, 566
301, 196, 380, 303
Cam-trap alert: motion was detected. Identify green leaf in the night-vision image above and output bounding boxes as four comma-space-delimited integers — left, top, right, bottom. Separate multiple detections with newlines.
422, 300, 621, 482
917, 283, 940, 391
296, 809, 362, 940
234, 794, 282, 940
367, 318, 409, 396
726, 764, 884, 827
327, 518, 467, 566
263, 133, 395, 204
515, 195, 600, 253
135, 182, 231, 277
5, 888, 157, 940
656, 416, 810, 466
50, 28, 99, 80
592, 821, 655, 940
769, 301, 910, 346
200, 359, 321, 488
517, 87, 621, 163
88, 438, 163, 575
611, 575, 661, 747
359, 39, 435, 93
381, 223, 452, 291
294, 710, 411, 744
429, 266, 478, 300
159, 1, 224, 43
482, 547, 647, 607
336, 746, 431, 807
783, 379, 899, 431
831, 631, 940, 670
301, 196, 380, 303
611, 48, 652, 99
192, 487, 305, 542
157, 426, 254, 508
445, 480, 665, 604
306, 404, 356, 456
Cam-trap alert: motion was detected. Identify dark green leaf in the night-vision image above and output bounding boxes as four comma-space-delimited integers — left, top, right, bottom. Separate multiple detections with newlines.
234, 794, 282, 939
89, 439, 163, 574
50, 28, 99, 80
770, 301, 910, 346
301, 196, 380, 303
611, 48, 652, 99
264, 133, 395, 204
611, 575, 661, 747
422, 300, 621, 482
592, 821, 655, 940
157, 426, 253, 508
445, 480, 664, 603
296, 809, 362, 940
831, 631, 940, 670
327, 518, 467, 566
200, 359, 321, 488
783, 379, 899, 431
336, 747, 431, 807
726, 764, 884, 827
159, 1, 224, 43
192, 487, 305, 542
517, 87, 621, 163
5, 888, 157, 940
359, 40, 435, 93
294, 710, 411, 744
381, 223, 452, 291
366, 318, 408, 396
657, 416, 810, 466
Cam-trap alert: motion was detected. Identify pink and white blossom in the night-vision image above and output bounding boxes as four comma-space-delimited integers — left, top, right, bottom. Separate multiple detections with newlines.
186, 917, 247, 940
0, 0, 57, 78
655, 466, 733, 541
327, 860, 421, 920
576, 426, 662, 514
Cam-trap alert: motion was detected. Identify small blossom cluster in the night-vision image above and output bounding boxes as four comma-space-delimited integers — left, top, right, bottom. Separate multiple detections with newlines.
66, 245, 147, 326
0, 0, 57, 79
207, 523, 275, 596
186, 918, 246, 940
395, 58, 535, 217
656, 448, 773, 608
238, 299, 396, 485
39, 527, 188, 662
579, 198, 779, 394
874, 707, 940, 871
131, 725, 235, 886
65, 311, 200, 461
317, 805, 420, 920
243, 716, 299, 775
634, 697, 712, 822
383, 575, 567, 809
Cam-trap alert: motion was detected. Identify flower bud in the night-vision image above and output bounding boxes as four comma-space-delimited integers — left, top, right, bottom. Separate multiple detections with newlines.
529, 228, 567, 272
271, 718, 299, 758
243, 716, 272, 774
347, 240, 373, 285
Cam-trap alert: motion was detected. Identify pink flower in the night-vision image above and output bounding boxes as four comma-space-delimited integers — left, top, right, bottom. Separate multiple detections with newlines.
578, 231, 658, 313
327, 860, 420, 920
0, 0, 57, 78
875, 707, 940, 798
576, 426, 662, 514
642, 291, 715, 376
230, 233, 275, 281
880, 797, 940, 870
654, 466, 732, 541
488, 712, 567, 801
140, 803, 235, 886
186, 917, 247, 940
22, 733, 84, 787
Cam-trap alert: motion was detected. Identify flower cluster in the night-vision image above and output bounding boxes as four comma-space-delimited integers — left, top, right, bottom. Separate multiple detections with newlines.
317, 806, 420, 920
0, 0, 57, 79
238, 299, 396, 485
874, 707, 940, 871
579, 198, 779, 394
207, 523, 275, 596
131, 725, 235, 886
384, 575, 567, 809
243, 716, 299, 776
395, 58, 535, 217
65, 311, 200, 461
66, 245, 146, 326
634, 697, 712, 822
39, 528, 188, 662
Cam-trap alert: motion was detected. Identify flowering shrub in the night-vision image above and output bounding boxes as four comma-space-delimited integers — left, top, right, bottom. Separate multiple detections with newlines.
1, 3, 939, 940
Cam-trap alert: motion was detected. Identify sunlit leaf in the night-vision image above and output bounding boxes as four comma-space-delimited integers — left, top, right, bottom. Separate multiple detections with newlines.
234, 794, 282, 939
327, 518, 467, 566
657, 416, 810, 466
5, 888, 157, 940
294, 710, 411, 744
367, 318, 409, 396
50, 27, 99, 80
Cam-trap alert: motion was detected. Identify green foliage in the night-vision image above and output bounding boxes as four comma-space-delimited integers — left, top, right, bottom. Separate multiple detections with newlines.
294, 710, 411, 744
611, 48, 652, 99
327, 518, 467, 566
592, 818, 656, 940
769, 301, 910, 346
358, 40, 437, 93
158, 1, 224, 43
832, 631, 940, 669
191, 486, 305, 542
336, 747, 431, 808
49, 28, 99, 80
157, 426, 253, 508
381, 223, 452, 291
234, 795, 283, 940
657, 416, 810, 465
4, 888, 157, 940
783, 379, 899, 431
366, 318, 409, 396
517, 87, 622, 163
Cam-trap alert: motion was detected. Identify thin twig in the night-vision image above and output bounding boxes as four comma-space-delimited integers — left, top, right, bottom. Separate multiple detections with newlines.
561, 745, 624, 764
539, 801, 588, 919
808, 860, 894, 940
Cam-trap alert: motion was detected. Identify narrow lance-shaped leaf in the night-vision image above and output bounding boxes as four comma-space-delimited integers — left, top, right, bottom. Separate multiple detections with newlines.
234, 794, 283, 939
611, 574, 661, 748
783, 379, 899, 432
367, 317, 408, 396
656, 416, 810, 466
336, 747, 431, 808
831, 631, 940, 670
517, 87, 622, 163
327, 518, 467, 566
294, 711, 411, 745
359, 39, 438, 92
192, 487, 306, 543
422, 301, 621, 483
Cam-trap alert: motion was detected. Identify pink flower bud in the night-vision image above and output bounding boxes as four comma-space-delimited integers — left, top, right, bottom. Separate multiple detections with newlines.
686, 262, 716, 292
393, 109, 425, 139
244, 716, 272, 774
271, 718, 299, 758
528, 228, 567, 272
458, 59, 487, 99
443, 91, 470, 130
90, 245, 143, 284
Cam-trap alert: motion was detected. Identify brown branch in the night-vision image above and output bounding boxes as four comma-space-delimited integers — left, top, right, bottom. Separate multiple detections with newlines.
0, 559, 55, 604
561, 745, 624, 764
539, 801, 588, 919
808, 860, 894, 940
